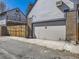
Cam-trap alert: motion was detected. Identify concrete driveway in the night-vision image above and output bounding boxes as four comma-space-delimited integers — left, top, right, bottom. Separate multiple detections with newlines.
0, 37, 78, 59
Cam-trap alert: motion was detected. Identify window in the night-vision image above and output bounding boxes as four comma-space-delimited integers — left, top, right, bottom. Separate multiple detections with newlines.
0, 15, 4, 20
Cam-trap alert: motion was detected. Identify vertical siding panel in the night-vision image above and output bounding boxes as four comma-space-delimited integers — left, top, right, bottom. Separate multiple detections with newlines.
66, 11, 78, 43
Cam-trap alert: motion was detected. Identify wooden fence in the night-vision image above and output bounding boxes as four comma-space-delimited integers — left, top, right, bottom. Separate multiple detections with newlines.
0, 25, 28, 37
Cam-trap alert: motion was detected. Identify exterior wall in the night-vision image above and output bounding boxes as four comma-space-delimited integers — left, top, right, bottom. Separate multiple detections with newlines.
0, 19, 6, 26
0, 9, 27, 26
0, 14, 6, 26
6, 9, 26, 22
28, 0, 75, 22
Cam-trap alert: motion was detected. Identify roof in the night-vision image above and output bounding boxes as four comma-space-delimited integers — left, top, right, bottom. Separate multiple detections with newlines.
0, 8, 26, 18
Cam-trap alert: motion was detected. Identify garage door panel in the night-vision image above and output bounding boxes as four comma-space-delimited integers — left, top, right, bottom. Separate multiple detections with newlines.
35, 26, 66, 40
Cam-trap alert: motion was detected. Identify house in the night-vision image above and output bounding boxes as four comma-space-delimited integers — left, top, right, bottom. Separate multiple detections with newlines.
28, 0, 79, 44
0, 8, 28, 37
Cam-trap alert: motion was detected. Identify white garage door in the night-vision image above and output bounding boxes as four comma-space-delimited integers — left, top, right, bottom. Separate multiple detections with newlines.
34, 26, 66, 41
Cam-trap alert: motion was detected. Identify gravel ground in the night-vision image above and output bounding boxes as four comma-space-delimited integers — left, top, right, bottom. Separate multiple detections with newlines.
0, 39, 78, 59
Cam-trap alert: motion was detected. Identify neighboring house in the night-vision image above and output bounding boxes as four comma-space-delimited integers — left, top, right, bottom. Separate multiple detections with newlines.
28, 0, 79, 43
0, 8, 28, 37
0, 8, 26, 24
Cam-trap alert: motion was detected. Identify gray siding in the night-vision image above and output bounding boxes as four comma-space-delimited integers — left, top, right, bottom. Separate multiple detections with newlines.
6, 9, 26, 22
28, 0, 74, 22
33, 19, 66, 27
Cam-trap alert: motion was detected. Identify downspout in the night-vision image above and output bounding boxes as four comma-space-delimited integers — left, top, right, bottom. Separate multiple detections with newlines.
74, 2, 79, 44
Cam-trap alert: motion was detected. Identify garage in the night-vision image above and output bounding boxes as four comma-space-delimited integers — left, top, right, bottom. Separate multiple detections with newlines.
32, 20, 66, 40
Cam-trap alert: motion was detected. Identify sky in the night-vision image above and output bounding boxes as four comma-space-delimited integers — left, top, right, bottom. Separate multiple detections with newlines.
1, 0, 37, 15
